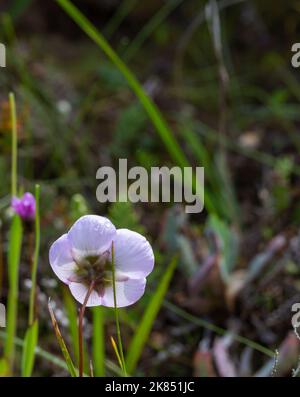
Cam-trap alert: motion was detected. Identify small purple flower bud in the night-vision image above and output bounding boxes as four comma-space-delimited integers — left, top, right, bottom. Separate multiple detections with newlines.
11, 192, 36, 220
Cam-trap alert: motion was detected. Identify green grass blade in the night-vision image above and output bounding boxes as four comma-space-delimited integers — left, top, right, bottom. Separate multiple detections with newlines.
55, 0, 188, 169
163, 300, 274, 358
55, 0, 215, 214
181, 125, 226, 218
123, 0, 184, 62
104, 0, 139, 39
92, 306, 105, 377
0, 358, 9, 376
4, 214, 23, 373
48, 300, 77, 377
63, 287, 80, 363
9, 0, 34, 20
21, 319, 38, 377
0, 330, 123, 376
125, 256, 178, 374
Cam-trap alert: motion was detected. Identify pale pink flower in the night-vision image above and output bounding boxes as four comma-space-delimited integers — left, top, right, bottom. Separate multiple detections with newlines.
49, 215, 154, 307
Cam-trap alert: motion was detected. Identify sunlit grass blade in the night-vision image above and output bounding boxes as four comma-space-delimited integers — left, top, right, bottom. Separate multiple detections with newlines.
125, 256, 178, 374
48, 299, 77, 377
92, 306, 105, 377
110, 336, 123, 372
21, 319, 38, 377
0, 358, 9, 376
4, 214, 23, 373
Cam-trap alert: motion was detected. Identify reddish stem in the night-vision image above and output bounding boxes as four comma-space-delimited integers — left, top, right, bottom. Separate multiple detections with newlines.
78, 280, 95, 377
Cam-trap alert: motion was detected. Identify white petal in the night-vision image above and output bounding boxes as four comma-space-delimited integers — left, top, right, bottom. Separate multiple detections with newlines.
68, 215, 116, 261
112, 229, 154, 279
49, 234, 78, 284
69, 282, 103, 307
102, 278, 146, 307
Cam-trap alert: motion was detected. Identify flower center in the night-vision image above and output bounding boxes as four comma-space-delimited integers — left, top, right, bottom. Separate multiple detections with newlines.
75, 251, 112, 296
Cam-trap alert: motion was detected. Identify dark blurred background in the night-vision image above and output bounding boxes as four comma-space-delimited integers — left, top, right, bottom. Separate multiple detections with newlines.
1, 0, 300, 377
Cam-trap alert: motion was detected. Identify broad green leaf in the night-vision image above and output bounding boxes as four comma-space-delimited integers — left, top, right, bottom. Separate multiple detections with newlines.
21, 319, 38, 377
125, 256, 178, 374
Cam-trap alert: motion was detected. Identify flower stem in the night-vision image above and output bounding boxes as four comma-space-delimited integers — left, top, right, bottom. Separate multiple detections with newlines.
10, 92, 17, 198
111, 242, 127, 376
28, 184, 40, 325
78, 280, 95, 377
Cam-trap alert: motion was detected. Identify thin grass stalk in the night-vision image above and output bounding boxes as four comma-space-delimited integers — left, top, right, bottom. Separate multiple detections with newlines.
111, 242, 126, 375
28, 184, 40, 325
123, 0, 184, 62
4, 92, 22, 373
10, 92, 17, 197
